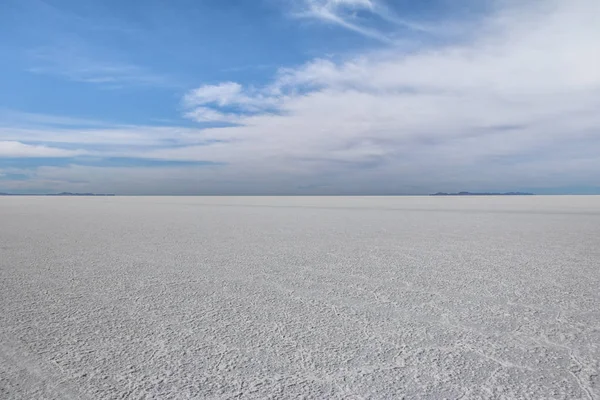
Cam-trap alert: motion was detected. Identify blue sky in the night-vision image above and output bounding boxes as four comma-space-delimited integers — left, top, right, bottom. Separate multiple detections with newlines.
1, 0, 599, 194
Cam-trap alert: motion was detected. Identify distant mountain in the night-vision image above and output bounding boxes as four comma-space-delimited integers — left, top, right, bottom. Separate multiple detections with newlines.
0, 192, 115, 196
430, 191, 534, 196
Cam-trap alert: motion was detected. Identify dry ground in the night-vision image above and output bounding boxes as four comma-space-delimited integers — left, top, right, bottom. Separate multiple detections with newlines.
1, 196, 599, 399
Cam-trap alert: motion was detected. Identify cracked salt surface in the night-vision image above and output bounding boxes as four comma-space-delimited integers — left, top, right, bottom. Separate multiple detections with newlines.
1, 196, 599, 399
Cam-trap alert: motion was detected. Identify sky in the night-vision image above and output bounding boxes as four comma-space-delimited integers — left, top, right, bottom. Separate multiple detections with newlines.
0, 0, 599, 195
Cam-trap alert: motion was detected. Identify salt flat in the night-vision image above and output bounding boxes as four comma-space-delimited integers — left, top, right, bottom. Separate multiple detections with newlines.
1, 196, 599, 399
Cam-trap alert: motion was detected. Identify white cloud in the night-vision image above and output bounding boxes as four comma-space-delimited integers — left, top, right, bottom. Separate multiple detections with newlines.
0, 124, 216, 147
182, 82, 282, 122
0, 109, 111, 128
183, 82, 244, 107
183, 107, 243, 123
0, 141, 85, 158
